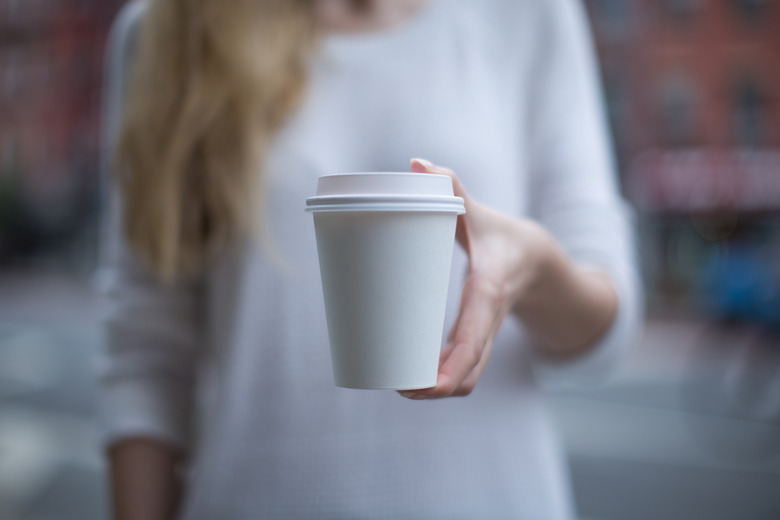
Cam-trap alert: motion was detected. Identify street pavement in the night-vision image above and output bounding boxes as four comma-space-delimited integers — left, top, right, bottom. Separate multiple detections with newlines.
547, 319, 780, 520
0, 272, 106, 520
0, 271, 779, 520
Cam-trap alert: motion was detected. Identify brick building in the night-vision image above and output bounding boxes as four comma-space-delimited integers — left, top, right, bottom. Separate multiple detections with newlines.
1, 0, 778, 303
1, 0, 125, 257
585, 0, 780, 213
584, 0, 780, 312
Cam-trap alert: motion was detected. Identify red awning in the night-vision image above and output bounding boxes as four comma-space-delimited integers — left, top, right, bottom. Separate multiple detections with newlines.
628, 149, 780, 213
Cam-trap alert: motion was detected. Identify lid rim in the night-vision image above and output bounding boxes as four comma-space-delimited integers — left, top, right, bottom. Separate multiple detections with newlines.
306, 194, 464, 205
307, 172, 464, 213
306, 203, 466, 214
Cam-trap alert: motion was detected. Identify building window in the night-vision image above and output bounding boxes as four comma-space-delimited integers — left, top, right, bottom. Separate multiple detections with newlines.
80, 0, 97, 14
665, 0, 699, 18
734, 78, 769, 147
69, 48, 93, 91
660, 75, 697, 147
591, 0, 631, 38
9, 0, 20, 20
41, 50, 51, 85
602, 71, 627, 154
4, 53, 19, 101
731, 0, 768, 22
39, 134, 49, 170
2, 137, 17, 172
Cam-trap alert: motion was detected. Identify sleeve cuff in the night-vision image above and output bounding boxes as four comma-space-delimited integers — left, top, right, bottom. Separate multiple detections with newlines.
99, 376, 194, 451
533, 265, 643, 387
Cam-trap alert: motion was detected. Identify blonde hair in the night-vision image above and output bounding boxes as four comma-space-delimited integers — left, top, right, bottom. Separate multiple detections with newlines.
115, 0, 316, 281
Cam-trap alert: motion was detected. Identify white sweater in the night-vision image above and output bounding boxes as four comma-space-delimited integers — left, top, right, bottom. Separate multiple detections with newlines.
99, 0, 641, 518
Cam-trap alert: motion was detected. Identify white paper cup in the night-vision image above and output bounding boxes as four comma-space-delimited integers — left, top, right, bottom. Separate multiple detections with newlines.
306, 173, 465, 390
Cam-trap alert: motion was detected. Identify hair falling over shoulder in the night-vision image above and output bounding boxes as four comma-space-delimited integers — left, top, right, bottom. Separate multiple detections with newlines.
115, 0, 316, 282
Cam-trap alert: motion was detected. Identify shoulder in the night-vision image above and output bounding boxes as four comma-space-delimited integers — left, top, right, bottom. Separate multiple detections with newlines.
102, 0, 147, 157
111, 0, 146, 40
106, 0, 147, 72
479, 0, 590, 39
444, 0, 589, 57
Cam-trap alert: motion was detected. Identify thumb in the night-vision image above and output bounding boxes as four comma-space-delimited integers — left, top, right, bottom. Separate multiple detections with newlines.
410, 158, 471, 252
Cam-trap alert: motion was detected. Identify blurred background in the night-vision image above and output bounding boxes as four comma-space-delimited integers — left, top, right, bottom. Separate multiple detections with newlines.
0, 1, 779, 519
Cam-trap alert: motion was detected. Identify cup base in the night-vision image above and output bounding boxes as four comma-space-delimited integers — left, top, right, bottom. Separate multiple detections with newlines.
335, 379, 437, 391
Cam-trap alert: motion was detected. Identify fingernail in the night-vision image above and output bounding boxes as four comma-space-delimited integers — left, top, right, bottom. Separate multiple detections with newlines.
411, 157, 434, 169
400, 391, 431, 400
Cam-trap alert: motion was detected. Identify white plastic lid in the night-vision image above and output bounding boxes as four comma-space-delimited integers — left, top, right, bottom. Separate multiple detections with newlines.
305, 173, 466, 214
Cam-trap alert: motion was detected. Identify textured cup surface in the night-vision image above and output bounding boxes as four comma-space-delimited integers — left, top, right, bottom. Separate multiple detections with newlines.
307, 173, 464, 390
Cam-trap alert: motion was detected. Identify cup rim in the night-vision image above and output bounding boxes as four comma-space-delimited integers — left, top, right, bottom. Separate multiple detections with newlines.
306, 172, 465, 213
305, 194, 465, 214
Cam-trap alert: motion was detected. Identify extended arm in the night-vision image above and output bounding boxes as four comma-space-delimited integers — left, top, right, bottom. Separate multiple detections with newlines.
401, 0, 639, 399
99, 2, 200, 518
400, 159, 620, 399
109, 439, 184, 520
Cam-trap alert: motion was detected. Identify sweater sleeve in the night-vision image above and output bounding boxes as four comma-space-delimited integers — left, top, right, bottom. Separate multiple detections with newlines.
525, 0, 643, 385
96, 0, 203, 450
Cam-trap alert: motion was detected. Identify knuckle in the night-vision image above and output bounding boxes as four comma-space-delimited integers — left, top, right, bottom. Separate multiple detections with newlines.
462, 345, 481, 368
435, 380, 457, 397
472, 275, 504, 302
458, 383, 475, 396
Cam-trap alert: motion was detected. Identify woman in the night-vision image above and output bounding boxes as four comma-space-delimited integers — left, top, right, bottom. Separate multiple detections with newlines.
101, 0, 641, 518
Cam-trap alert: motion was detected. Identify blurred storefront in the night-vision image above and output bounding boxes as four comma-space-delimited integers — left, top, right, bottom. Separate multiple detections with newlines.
585, 0, 780, 325
0, 3, 778, 520
0, 0, 125, 267
1, 0, 779, 318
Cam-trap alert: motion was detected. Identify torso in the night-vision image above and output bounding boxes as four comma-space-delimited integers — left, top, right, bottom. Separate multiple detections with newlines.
186, 1, 575, 518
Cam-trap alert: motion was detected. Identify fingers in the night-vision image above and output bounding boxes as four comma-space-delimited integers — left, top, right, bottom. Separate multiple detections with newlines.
401, 274, 504, 400
457, 321, 500, 393
437, 276, 503, 397
398, 158, 501, 400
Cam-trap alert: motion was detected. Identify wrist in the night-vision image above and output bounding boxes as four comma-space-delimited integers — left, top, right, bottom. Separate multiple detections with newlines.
511, 220, 560, 314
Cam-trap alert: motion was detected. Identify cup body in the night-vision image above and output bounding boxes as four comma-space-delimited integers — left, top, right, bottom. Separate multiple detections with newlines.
306, 173, 464, 390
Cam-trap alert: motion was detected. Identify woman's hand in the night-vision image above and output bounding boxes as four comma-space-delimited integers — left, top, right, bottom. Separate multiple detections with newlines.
399, 158, 553, 399
400, 158, 618, 400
